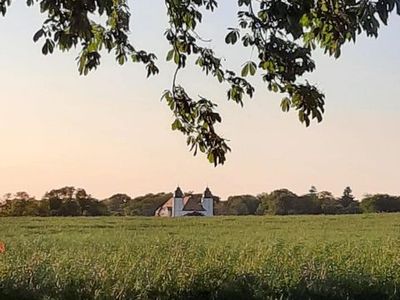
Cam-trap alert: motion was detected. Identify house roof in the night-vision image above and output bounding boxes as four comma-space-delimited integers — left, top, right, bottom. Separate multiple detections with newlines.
182, 194, 205, 211
160, 197, 173, 208
174, 186, 184, 198
158, 193, 206, 212
204, 187, 213, 198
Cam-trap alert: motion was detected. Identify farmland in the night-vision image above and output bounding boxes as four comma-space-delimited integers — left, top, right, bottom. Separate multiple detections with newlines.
1, 214, 400, 299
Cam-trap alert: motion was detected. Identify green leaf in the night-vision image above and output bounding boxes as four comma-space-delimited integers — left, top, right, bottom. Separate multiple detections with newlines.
241, 61, 256, 77
33, 29, 44, 42
216, 69, 224, 83
207, 152, 215, 164
225, 29, 239, 45
241, 63, 249, 77
280, 97, 291, 112
166, 49, 174, 61
299, 110, 305, 123
249, 62, 256, 76
174, 51, 180, 64
171, 119, 182, 130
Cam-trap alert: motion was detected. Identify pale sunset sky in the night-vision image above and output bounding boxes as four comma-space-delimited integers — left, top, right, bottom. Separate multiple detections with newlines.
0, 2, 399, 200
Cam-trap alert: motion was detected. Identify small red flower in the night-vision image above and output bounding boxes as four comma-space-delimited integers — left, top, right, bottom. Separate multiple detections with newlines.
0, 242, 5, 254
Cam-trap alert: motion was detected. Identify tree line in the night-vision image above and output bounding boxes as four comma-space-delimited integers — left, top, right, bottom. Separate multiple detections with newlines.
1, 186, 400, 217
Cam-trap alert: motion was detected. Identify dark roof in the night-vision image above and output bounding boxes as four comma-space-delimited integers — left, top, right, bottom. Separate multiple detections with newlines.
174, 187, 184, 198
204, 187, 213, 198
182, 194, 206, 211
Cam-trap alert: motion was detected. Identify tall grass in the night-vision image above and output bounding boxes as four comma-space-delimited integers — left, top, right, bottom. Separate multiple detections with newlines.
1, 214, 400, 299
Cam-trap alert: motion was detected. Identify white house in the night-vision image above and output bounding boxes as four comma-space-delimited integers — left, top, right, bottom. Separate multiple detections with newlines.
155, 187, 214, 217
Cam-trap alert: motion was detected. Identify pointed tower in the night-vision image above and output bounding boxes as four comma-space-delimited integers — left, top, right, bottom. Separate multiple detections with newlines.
172, 186, 184, 217
201, 187, 214, 216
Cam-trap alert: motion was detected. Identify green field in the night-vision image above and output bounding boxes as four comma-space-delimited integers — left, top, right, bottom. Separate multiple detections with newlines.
1, 214, 400, 299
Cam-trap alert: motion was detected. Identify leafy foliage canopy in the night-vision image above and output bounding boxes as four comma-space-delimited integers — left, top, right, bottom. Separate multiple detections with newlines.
1, 0, 399, 164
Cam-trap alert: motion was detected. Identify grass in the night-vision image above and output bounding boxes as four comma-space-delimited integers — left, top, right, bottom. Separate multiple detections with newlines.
1, 214, 400, 299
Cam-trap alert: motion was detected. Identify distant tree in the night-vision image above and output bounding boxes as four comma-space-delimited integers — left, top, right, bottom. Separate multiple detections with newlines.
210, 196, 223, 215
316, 191, 335, 200
0, 192, 41, 216
225, 195, 260, 215
316, 191, 342, 215
340, 187, 355, 207
258, 189, 327, 215
255, 193, 269, 215
103, 194, 131, 216
341, 201, 362, 214
82, 199, 109, 216
125, 193, 173, 216
44, 186, 76, 215
309, 186, 318, 194
295, 194, 322, 215
59, 199, 81, 216
42, 187, 108, 216
76, 190, 108, 216
336, 187, 361, 214
214, 201, 228, 216
37, 200, 50, 216
75, 189, 94, 215
361, 194, 400, 213
230, 201, 249, 215
1, 193, 12, 202
15, 192, 31, 201
258, 189, 298, 215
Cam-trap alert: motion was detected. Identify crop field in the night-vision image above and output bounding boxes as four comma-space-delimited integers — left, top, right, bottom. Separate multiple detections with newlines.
1, 214, 400, 299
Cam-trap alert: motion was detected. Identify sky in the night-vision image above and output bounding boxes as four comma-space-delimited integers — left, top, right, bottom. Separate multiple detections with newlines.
0, 1, 399, 200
